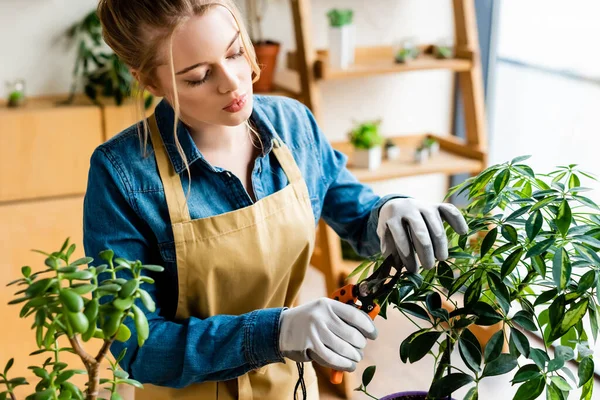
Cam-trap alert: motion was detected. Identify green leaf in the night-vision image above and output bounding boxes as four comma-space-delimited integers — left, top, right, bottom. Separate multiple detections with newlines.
428, 373, 474, 399
103, 310, 123, 338
25, 278, 55, 297
481, 228, 498, 258
578, 270, 596, 293
512, 311, 538, 331
506, 205, 531, 222
513, 376, 544, 400
482, 353, 517, 377
472, 301, 503, 325
511, 364, 541, 384
113, 297, 134, 311
408, 331, 441, 363
117, 378, 144, 389
60, 290, 84, 313
532, 255, 547, 278
114, 369, 129, 379
4, 358, 14, 375
573, 243, 600, 266
437, 261, 454, 291
483, 329, 504, 362
501, 225, 518, 244
549, 298, 589, 342
114, 324, 131, 342
510, 327, 530, 357
556, 201, 572, 235
33, 389, 55, 400
111, 394, 123, 400
552, 248, 571, 291
578, 357, 594, 387
494, 169, 511, 193
554, 345, 574, 361
581, 378, 593, 400
70, 284, 95, 296
526, 211, 543, 240
464, 279, 482, 308
487, 273, 510, 314
141, 264, 164, 272
529, 348, 550, 369
397, 303, 431, 322
119, 280, 138, 298
511, 155, 532, 164
21, 266, 32, 278
531, 195, 558, 212
459, 329, 482, 373
133, 304, 149, 347
62, 271, 94, 281
502, 248, 524, 278
534, 289, 557, 307
526, 238, 555, 259
69, 257, 93, 268
361, 365, 376, 387
346, 259, 372, 280
139, 290, 156, 313
66, 312, 89, 334
550, 376, 571, 391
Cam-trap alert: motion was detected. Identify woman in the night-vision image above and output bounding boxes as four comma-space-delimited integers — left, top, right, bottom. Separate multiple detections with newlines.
83, 1, 468, 399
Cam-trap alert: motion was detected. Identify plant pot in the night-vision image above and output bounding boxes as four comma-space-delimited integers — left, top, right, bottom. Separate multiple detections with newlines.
253, 40, 280, 93
353, 146, 382, 170
381, 391, 454, 400
414, 148, 429, 164
385, 145, 401, 160
328, 24, 355, 69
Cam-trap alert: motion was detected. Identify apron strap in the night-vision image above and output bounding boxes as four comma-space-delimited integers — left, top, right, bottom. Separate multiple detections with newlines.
148, 113, 192, 225
271, 138, 303, 184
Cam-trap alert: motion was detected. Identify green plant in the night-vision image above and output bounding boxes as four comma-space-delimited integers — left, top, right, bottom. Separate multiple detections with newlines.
64, 10, 153, 109
1, 238, 163, 400
351, 156, 599, 399
395, 47, 420, 63
327, 9, 354, 27
348, 119, 384, 150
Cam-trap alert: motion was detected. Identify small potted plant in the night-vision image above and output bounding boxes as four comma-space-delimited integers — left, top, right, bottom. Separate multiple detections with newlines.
246, 0, 281, 92
423, 137, 440, 156
395, 38, 420, 64
1, 238, 163, 400
348, 119, 384, 170
326, 8, 355, 69
349, 157, 598, 399
414, 145, 428, 164
434, 38, 454, 60
6, 79, 26, 108
385, 139, 401, 161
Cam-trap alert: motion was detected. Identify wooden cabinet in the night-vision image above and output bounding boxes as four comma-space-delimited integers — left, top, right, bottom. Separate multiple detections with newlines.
0, 95, 143, 398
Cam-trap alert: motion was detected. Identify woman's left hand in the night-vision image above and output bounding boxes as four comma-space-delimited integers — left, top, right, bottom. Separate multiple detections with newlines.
376, 198, 468, 273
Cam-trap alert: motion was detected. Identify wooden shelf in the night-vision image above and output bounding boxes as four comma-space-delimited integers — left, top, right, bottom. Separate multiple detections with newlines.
331, 133, 485, 184
287, 45, 472, 81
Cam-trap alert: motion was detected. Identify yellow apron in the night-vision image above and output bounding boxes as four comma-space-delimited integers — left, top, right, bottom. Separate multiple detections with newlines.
137, 114, 319, 400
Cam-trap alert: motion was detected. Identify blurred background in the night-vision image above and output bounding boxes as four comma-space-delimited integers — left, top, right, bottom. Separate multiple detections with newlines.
1, 0, 599, 399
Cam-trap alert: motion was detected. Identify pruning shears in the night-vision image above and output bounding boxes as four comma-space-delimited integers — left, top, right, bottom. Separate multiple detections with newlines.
328, 253, 404, 384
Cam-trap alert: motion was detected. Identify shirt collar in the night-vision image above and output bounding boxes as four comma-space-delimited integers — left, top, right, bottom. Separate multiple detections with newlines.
153, 97, 276, 175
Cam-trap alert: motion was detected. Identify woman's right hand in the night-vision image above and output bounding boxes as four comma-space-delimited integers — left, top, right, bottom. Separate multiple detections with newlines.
278, 298, 378, 372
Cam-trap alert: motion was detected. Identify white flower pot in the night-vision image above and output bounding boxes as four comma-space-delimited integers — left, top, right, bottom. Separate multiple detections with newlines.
414, 149, 428, 164
353, 146, 382, 170
429, 141, 440, 155
328, 24, 355, 69
386, 145, 401, 160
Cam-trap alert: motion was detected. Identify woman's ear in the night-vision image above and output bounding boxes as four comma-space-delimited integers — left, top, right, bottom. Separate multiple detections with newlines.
130, 68, 164, 97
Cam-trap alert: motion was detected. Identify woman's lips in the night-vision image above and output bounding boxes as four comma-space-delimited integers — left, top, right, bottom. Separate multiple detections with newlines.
223, 94, 247, 113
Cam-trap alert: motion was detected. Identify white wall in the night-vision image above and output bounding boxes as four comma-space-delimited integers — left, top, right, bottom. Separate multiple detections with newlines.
491, 1, 600, 201
0, 0, 459, 202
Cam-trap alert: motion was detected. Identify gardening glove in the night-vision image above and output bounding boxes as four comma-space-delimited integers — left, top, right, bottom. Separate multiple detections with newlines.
377, 198, 469, 273
278, 298, 378, 372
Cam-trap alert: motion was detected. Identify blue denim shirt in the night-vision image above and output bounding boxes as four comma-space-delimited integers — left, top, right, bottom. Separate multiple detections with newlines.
83, 95, 401, 388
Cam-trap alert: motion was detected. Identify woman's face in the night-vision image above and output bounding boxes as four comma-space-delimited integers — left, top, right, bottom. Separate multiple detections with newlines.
149, 6, 254, 128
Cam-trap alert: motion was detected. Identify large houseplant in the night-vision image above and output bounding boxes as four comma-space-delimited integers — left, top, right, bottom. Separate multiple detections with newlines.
351, 156, 598, 399
63, 9, 153, 109
0, 238, 162, 400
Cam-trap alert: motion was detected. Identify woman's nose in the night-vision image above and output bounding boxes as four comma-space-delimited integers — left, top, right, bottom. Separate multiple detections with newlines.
217, 63, 240, 94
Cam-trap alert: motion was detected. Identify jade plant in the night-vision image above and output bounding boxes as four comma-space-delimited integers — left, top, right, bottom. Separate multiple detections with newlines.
1, 238, 162, 400
63, 10, 153, 109
327, 9, 354, 27
348, 119, 384, 150
351, 156, 598, 399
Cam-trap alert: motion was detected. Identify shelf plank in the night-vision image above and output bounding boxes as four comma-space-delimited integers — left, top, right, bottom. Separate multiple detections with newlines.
287, 45, 472, 80
331, 134, 484, 183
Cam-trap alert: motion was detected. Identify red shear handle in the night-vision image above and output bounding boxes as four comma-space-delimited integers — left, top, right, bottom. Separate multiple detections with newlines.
329, 285, 380, 384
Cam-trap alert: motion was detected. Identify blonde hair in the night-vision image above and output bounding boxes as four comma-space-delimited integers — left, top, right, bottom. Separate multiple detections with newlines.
97, 0, 262, 199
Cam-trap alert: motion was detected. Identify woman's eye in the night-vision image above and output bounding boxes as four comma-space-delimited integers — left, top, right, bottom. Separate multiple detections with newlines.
185, 70, 211, 87
227, 47, 245, 59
